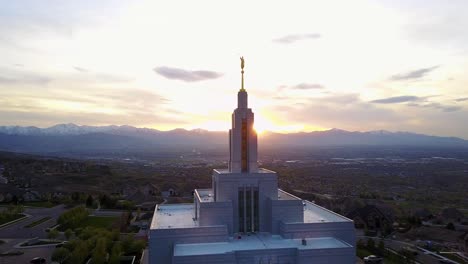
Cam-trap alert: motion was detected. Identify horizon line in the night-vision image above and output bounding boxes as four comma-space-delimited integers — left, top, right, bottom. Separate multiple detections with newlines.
0, 123, 466, 140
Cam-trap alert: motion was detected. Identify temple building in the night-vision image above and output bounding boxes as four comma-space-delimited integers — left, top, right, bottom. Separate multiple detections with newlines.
149, 58, 356, 264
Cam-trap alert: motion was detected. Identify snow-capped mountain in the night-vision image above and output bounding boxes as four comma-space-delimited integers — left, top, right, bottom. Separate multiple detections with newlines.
0, 124, 467, 154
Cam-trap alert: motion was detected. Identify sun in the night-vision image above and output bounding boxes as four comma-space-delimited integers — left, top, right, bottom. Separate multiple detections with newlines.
254, 113, 328, 134
254, 115, 301, 134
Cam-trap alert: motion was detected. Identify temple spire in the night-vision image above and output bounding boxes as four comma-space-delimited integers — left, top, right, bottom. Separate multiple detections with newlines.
240, 56, 245, 92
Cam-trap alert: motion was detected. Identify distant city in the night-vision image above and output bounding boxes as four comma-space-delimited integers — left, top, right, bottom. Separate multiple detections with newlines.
1, 0, 468, 263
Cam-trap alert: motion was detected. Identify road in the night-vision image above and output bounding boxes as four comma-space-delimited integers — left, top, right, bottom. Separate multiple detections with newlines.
359, 236, 459, 264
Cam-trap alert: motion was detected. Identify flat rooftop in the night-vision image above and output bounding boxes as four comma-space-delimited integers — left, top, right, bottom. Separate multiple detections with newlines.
214, 168, 276, 174
303, 200, 351, 223
278, 189, 302, 200
150, 204, 198, 229
151, 190, 351, 230
277, 189, 352, 223
195, 189, 214, 203
174, 234, 351, 256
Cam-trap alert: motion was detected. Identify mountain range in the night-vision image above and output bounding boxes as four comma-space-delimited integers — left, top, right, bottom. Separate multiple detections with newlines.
0, 123, 467, 154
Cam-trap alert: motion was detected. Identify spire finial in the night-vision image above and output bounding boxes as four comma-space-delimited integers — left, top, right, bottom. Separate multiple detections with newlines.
240, 56, 245, 92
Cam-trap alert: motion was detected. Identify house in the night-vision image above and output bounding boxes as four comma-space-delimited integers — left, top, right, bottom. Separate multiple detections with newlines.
142, 184, 160, 196
411, 208, 433, 220
441, 208, 464, 222
160, 184, 178, 197
22, 190, 41, 202
347, 204, 394, 233
127, 190, 149, 204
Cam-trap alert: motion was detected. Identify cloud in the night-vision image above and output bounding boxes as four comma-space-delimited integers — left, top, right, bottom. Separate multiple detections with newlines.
269, 94, 402, 130
267, 92, 467, 138
291, 83, 324, 90
0, 87, 185, 127
390, 66, 439, 81
439, 106, 461, 112
73, 66, 89, 72
455, 97, 468, 102
154, 66, 223, 82
370, 95, 461, 112
69, 68, 133, 83
370, 96, 421, 104
0, 71, 51, 85
323, 94, 360, 104
411, 102, 462, 112
0, 109, 188, 128
273, 33, 321, 44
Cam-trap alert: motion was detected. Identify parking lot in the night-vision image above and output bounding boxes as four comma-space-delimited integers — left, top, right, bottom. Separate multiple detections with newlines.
0, 205, 67, 263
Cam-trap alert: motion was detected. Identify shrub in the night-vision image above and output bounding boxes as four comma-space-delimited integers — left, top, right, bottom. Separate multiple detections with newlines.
52, 247, 70, 264
57, 206, 89, 230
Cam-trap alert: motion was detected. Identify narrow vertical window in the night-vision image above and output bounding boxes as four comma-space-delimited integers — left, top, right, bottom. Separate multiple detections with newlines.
238, 188, 244, 233
241, 119, 248, 172
254, 188, 259, 232
245, 186, 252, 232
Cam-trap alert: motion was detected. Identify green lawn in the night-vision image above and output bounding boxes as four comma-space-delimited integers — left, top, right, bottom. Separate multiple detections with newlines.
22, 201, 56, 208
24, 217, 52, 228
356, 248, 373, 259
78, 216, 118, 229
0, 214, 25, 225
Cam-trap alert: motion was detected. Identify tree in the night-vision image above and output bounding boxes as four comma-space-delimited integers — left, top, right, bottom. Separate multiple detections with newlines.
57, 206, 89, 229
71, 192, 80, 202
367, 238, 375, 249
64, 229, 73, 240
69, 241, 89, 264
446, 222, 455, 230
121, 235, 133, 254
11, 195, 18, 205
52, 247, 70, 264
48, 229, 59, 239
109, 242, 122, 264
136, 208, 141, 220
378, 239, 385, 255
86, 195, 94, 208
129, 239, 146, 254
356, 239, 365, 249
92, 238, 107, 263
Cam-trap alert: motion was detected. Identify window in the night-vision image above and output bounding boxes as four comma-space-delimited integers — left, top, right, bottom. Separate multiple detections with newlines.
246, 187, 252, 232
238, 189, 244, 233
254, 189, 259, 231
241, 119, 248, 172
238, 186, 259, 233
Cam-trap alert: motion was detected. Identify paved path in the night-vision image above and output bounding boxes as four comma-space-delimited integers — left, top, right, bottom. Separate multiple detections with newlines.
0, 205, 66, 241
92, 209, 124, 217
358, 236, 459, 264
0, 246, 55, 264
0, 205, 67, 263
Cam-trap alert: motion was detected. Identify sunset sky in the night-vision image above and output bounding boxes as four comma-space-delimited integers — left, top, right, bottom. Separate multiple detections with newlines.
1, 0, 468, 138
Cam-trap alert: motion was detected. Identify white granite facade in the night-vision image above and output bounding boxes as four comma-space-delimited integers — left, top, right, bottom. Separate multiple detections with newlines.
149, 74, 356, 263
